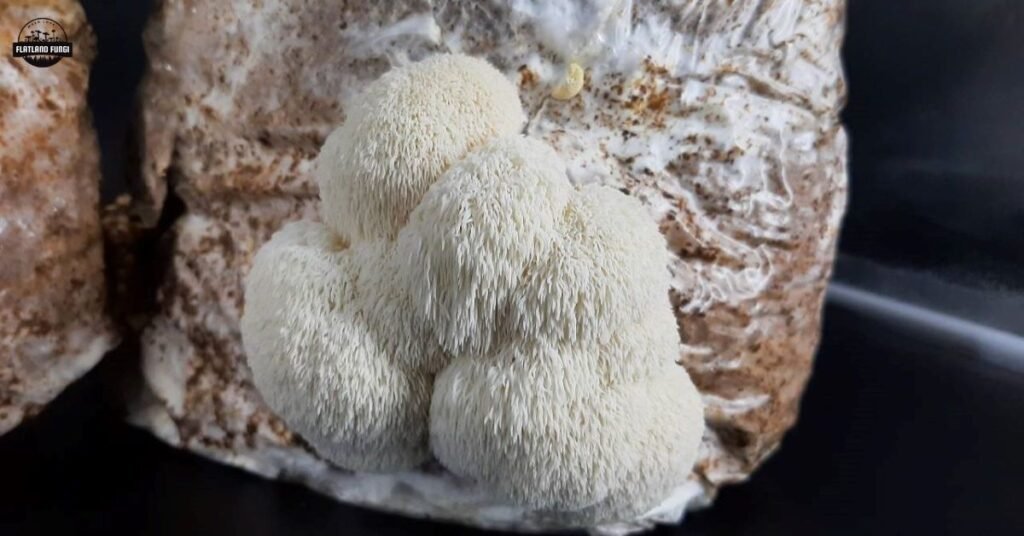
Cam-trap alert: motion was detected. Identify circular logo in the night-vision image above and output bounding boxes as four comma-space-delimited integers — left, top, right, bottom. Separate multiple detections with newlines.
14, 18, 72, 68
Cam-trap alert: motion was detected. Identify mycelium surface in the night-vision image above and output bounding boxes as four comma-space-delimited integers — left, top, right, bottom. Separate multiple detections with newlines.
127, 1, 846, 532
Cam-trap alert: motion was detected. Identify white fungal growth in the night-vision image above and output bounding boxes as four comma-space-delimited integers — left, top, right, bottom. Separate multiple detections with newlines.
406, 136, 704, 522
241, 53, 704, 523
242, 54, 522, 470
241, 222, 437, 470
315, 54, 526, 242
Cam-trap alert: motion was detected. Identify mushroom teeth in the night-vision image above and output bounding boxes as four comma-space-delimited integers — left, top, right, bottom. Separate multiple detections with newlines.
315, 53, 527, 243
406, 135, 705, 523
241, 222, 435, 470
241, 53, 525, 470
241, 53, 704, 523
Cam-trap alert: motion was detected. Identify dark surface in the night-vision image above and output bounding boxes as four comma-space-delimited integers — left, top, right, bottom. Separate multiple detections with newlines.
841, 0, 1024, 291
2, 0, 1022, 535
2, 303, 1023, 535
82, 0, 151, 202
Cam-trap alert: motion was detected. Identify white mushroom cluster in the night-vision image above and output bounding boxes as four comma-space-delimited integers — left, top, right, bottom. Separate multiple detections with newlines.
240, 54, 704, 523
242, 54, 524, 470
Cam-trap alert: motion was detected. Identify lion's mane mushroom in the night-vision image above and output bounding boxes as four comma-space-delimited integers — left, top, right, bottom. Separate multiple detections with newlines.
401, 136, 705, 523
240, 54, 525, 471
316, 54, 527, 242
243, 53, 704, 522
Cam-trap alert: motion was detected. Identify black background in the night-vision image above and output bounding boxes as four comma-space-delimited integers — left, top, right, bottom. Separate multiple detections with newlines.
2, 1, 1023, 534
842, 0, 1024, 291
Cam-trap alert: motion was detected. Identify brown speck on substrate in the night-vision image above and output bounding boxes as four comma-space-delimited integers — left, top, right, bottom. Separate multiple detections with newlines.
517, 64, 538, 89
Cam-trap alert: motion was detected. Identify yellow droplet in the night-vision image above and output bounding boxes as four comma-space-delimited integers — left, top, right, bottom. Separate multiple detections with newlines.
551, 63, 585, 101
